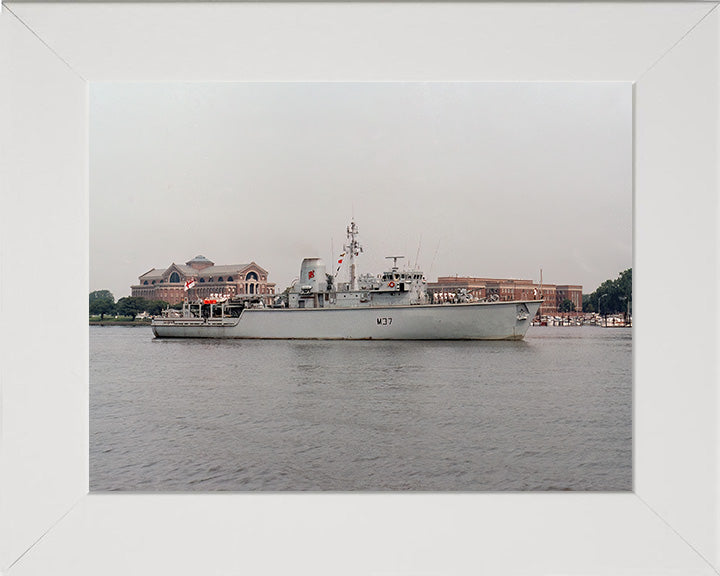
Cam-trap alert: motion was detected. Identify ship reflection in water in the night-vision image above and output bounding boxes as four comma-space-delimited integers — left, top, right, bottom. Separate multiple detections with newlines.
90, 325, 631, 491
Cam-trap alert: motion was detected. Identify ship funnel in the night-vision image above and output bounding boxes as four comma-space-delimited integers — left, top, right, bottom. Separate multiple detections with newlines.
299, 258, 326, 293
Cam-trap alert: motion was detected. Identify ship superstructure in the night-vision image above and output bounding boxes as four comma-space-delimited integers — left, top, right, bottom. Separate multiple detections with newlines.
287, 221, 428, 310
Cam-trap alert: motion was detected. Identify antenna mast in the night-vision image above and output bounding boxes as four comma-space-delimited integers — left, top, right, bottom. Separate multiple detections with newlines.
429, 239, 441, 278
414, 234, 422, 269
344, 220, 363, 290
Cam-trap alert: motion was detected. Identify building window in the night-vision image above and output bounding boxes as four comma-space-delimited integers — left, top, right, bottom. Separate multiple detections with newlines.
227, 276, 233, 282
246, 272, 258, 281
200, 278, 205, 283
218, 277, 224, 282
170, 272, 180, 283
152, 280, 156, 285
143, 280, 148, 285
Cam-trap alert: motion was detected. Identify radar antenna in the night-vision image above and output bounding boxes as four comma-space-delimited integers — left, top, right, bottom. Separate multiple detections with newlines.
385, 256, 405, 271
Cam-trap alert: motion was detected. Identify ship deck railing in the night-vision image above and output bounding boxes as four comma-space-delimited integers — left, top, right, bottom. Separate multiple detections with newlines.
152, 317, 239, 327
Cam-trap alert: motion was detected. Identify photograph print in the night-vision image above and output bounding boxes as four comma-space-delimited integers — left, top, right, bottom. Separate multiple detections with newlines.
89, 82, 632, 491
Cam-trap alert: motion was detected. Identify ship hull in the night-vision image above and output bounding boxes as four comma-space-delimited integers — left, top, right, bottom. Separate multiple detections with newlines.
152, 300, 542, 340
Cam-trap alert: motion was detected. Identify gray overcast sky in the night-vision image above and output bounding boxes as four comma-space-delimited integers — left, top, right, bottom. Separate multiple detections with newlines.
90, 82, 631, 300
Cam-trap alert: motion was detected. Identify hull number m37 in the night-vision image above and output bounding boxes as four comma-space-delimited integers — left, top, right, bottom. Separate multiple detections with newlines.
377, 317, 393, 326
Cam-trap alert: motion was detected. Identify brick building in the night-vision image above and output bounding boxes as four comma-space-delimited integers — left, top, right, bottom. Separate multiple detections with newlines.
555, 285, 583, 315
429, 276, 582, 315
131, 255, 276, 305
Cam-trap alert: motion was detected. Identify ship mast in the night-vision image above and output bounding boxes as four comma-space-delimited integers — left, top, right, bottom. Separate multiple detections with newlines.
344, 220, 363, 291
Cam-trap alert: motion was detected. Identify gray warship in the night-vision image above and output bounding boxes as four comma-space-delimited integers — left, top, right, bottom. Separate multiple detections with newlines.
151, 221, 541, 340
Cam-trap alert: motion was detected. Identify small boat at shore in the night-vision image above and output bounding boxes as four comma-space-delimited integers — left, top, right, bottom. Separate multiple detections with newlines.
152, 221, 541, 340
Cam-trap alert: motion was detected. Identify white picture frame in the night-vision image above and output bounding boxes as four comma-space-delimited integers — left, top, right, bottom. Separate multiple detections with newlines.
1, 2, 718, 574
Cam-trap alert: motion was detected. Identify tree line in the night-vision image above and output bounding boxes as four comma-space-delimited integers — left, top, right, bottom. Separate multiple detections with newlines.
582, 268, 632, 317
89, 290, 178, 320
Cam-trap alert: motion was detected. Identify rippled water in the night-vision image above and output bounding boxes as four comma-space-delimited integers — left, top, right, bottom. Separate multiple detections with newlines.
90, 325, 632, 491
